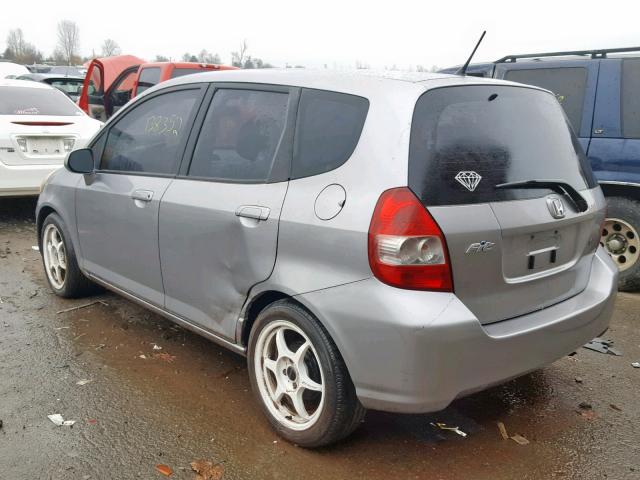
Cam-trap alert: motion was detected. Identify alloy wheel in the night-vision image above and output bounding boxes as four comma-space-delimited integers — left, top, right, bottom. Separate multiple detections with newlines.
253, 319, 325, 431
43, 224, 67, 289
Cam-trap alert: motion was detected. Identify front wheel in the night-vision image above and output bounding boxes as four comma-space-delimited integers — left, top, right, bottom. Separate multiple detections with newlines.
601, 197, 640, 291
41, 213, 98, 298
247, 300, 365, 447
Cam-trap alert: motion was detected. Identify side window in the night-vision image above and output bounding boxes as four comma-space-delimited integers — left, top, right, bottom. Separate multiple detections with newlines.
101, 88, 201, 175
188, 89, 289, 182
292, 89, 369, 179
622, 59, 640, 139
504, 67, 587, 133
137, 67, 162, 94
109, 70, 137, 111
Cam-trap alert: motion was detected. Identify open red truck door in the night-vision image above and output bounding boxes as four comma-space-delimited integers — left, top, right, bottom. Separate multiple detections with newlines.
79, 55, 145, 121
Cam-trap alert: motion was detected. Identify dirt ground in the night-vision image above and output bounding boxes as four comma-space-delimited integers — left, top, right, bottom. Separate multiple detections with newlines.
0, 197, 638, 480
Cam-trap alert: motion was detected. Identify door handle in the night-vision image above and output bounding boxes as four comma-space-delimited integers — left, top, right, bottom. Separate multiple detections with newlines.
235, 205, 270, 221
131, 189, 154, 202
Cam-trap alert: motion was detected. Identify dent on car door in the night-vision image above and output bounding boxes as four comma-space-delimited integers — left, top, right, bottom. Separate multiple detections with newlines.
158, 85, 296, 340
75, 85, 205, 305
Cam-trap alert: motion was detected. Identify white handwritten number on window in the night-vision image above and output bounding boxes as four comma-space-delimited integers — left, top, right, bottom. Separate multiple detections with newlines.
145, 115, 184, 136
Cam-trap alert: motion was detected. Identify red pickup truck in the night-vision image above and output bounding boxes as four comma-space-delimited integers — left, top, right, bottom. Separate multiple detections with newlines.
79, 55, 237, 120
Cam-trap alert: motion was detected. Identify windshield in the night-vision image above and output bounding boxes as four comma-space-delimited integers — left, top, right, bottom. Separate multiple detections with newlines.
0, 86, 84, 116
409, 85, 597, 206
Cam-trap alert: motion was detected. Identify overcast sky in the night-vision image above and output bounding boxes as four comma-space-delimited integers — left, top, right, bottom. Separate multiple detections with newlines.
2, 1, 639, 69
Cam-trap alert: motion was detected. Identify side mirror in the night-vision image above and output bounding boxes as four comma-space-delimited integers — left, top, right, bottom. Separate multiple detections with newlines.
66, 148, 94, 174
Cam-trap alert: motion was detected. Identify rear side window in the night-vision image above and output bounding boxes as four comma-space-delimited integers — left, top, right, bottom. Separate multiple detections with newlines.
188, 89, 289, 182
622, 59, 640, 139
171, 68, 204, 79
409, 85, 596, 207
504, 67, 587, 132
0, 86, 83, 116
137, 67, 161, 94
100, 88, 200, 175
292, 89, 369, 179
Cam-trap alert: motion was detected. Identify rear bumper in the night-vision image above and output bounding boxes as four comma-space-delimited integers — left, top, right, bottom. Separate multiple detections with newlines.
295, 247, 618, 413
0, 160, 61, 197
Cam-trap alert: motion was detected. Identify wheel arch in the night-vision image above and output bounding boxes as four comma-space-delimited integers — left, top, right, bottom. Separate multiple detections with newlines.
239, 290, 346, 360
36, 204, 57, 248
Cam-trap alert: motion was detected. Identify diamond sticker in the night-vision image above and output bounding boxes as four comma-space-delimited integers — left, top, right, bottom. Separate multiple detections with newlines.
455, 171, 482, 192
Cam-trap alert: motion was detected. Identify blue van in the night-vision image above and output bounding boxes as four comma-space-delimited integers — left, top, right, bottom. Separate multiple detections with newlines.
441, 47, 640, 290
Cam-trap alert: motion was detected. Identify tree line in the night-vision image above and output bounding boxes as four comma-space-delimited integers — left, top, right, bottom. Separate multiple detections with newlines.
1, 21, 273, 69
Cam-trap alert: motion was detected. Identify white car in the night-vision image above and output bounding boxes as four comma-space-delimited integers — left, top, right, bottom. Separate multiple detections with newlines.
0, 79, 101, 196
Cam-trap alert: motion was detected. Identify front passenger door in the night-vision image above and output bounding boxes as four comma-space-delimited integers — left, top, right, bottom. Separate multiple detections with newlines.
76, 85, 205, 306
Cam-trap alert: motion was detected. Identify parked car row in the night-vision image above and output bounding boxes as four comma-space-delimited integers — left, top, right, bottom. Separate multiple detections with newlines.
35, 68, 617, 447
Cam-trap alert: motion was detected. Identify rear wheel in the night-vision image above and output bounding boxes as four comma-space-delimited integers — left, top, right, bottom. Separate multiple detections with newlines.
601, 197, 640, 291
247, 300, 365, 447
41, 213, 98, 298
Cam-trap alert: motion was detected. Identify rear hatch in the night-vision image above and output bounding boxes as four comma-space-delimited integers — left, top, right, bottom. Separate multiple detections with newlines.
1, 85, 86, 166
409, 84, 604, 324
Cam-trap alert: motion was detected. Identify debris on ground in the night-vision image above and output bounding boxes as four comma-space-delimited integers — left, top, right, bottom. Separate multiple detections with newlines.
139, 354, 147, 359
152, 344, 162, 350
87, 419, 97, 425
609, 404, 622, 412
577, 402, 598, 419
56, 300, 108, 315
191, 460, 225, 480
510, 434, 530, 445
430, 422, 467, 437
76, 379, 92, 386
47, 414, 75, 426
497, 421, 509, 440
575, 377, 583, 383
632, 362, 640, 368
155, 464, 173, 476
0, 419, 3, 430
31, 245, 39, 251
153, 352, 176, 363
583, 338, 622, 356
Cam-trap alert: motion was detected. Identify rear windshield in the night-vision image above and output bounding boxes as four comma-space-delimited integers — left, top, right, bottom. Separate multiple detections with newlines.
0, 86, 83, 116
409, 85, 596, 207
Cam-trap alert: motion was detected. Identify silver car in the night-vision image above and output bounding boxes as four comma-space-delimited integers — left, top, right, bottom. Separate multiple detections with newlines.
37, 70, 618, 447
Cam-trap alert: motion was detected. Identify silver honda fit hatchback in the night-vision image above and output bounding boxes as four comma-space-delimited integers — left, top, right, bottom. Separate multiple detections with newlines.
37, 69, 618, 447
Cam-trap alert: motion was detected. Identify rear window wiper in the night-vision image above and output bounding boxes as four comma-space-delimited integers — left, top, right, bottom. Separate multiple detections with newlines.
495, 180, 589, 213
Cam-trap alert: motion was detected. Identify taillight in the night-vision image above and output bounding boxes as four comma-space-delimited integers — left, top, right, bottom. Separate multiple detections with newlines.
368, 187, 453, 291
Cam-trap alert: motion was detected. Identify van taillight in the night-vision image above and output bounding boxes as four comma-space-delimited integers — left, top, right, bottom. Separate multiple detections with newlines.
368, 188, 453, 291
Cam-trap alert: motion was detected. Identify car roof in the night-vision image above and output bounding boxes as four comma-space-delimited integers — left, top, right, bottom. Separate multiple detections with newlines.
0, 78, 55, 89
150, 68, 527, 98
27, 73, 83, 81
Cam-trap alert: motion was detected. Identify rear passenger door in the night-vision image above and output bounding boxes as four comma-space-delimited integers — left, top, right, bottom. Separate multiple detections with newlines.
158, 84, 297, 340
495, 61, 599, 152
588, 58, 640, 185
76, 85, 205, 306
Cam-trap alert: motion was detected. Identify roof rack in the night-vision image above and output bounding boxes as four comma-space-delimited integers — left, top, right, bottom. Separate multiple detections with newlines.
495, 46, 640, 63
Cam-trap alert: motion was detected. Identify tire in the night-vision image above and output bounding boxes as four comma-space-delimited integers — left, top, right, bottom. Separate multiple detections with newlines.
41, 212, 99, 298
601, 197, 640, 292
247, 300, 366, 447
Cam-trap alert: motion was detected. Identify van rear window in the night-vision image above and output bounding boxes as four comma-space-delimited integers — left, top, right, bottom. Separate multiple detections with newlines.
409, 85, 596, 207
